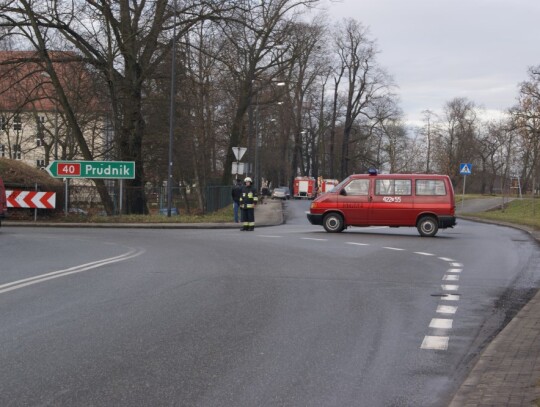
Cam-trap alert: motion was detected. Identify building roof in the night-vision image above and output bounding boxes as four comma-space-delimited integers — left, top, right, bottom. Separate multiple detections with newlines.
0, 50, 98, 114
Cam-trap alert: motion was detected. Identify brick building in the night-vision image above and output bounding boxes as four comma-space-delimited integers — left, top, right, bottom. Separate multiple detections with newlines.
0, 51, 109, 170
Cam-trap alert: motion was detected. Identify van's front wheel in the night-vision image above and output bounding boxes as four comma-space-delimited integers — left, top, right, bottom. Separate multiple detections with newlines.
417, 216, 438, 237
323, 213, 344, 233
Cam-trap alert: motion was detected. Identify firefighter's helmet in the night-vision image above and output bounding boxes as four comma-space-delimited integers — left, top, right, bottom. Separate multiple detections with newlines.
244, 177, 252, 183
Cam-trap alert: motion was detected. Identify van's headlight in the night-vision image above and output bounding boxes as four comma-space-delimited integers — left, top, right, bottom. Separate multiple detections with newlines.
310, 202, 317, 209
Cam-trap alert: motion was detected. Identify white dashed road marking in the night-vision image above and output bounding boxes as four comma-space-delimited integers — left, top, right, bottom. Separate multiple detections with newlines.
301, 238, 328, 241
437, 305, 458, 314
441, 294, 460, 301
256, 234, 464, 352
421, 336, 449, 350
429, 318, 453, 329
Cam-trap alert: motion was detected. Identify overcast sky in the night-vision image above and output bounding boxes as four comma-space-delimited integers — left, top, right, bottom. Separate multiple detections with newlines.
315, 0, 540, 126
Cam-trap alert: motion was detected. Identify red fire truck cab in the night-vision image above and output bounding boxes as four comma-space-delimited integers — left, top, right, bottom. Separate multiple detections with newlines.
293, 176, 316, 199
306, 171, 456, 237
320, 179, 339, 194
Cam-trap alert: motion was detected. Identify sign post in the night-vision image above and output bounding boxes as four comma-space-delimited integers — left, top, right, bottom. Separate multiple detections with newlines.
459, 163, 472, 210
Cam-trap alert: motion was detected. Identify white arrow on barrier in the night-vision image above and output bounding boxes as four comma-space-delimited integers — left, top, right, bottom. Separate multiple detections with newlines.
6, 190, 56, 209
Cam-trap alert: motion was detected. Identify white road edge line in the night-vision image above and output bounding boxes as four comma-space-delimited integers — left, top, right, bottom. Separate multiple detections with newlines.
301, 238, 328, 241
414, 252, 434, 256
0, 248, 145, 294
346, 242, 370, 246
383, 247, 405, 251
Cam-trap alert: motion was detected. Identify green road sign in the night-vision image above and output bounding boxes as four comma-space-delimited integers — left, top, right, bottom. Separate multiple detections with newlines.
46, 160, 136, 179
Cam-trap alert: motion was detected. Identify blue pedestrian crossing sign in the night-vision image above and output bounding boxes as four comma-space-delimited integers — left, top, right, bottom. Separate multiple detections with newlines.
460, 163, 472, 175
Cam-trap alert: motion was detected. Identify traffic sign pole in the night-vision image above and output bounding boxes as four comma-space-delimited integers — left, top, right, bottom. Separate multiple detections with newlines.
459, 163, 472, 211
462, 175, 467, 211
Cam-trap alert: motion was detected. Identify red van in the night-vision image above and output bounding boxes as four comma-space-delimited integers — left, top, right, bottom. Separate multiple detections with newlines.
306, 171, 456, 237
0, 176, 7, 227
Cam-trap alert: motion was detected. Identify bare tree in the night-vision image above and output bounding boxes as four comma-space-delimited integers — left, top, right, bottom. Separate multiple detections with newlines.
286, 20, 326, 186
1, 0, 238, 214
333, 19, 395, 179
433, 97, 478, 185
419, 109, 439, 173
510, 66, 540, 193
216, 0, 319, 187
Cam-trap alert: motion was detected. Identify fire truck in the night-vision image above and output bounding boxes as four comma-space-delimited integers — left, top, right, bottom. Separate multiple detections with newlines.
293, 176, 316, 199
320, 179, 339, 194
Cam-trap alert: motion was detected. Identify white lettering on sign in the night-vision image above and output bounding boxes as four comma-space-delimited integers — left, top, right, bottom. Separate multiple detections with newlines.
382, 196, 402, 203
85, 164, 132, 177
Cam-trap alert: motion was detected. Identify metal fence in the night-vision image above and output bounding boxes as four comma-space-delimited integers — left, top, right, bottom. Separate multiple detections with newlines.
7, 181, 233, 217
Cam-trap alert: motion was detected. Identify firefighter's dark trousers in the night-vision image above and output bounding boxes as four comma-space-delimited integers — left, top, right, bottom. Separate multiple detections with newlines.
241, 208, 255, 230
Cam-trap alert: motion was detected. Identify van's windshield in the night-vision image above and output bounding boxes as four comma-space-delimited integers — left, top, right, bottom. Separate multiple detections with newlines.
329, 176, 350, 193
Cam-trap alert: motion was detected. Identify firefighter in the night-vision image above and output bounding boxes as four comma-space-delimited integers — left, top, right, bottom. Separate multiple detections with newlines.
231, 178, 243, 223
239, 177, 258, 231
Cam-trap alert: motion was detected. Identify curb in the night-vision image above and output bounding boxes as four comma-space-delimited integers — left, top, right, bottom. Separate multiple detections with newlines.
1, 201, 285, 229
449, 214, 540, 406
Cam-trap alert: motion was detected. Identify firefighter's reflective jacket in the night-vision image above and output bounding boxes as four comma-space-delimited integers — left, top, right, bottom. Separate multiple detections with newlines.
239, 185, 258, 209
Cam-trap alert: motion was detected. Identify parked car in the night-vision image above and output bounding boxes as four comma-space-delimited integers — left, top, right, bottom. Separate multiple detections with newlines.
271, 187, 291, 200
68, 207, 88, 216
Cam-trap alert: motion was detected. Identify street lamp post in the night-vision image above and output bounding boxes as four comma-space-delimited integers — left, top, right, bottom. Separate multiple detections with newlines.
167, 0, 177, 217
251, 81, 286, 193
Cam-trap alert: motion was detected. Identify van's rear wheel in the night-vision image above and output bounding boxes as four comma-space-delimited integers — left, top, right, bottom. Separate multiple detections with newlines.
323, 213, 344, 233
417, 216, 438, 237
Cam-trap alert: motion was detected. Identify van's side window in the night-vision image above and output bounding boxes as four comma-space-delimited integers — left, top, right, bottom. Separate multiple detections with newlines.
344, 179, 370, 195
416, 179, 447, 196
375, 179, 411, 195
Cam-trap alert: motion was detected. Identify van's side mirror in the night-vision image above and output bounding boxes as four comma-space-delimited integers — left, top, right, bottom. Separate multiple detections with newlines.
340, 189, 347, 196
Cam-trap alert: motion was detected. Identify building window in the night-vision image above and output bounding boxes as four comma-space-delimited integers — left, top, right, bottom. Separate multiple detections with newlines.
36, 137, 44, 147
13, 116, 22, 131
0, 117, 6, 130
36, 159, 45, 168
12, 144, 21, 159
0, 144, 5, 157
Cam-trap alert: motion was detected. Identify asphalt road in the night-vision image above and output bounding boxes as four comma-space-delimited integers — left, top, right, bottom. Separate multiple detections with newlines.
1, 200, 539, 406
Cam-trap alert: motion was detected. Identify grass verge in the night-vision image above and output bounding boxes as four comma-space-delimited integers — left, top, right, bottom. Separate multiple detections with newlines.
463, 198, 540, 229
46, 204, 234, 223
